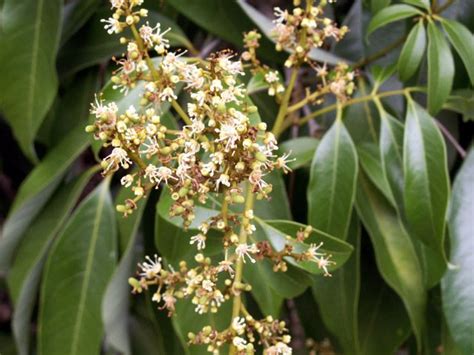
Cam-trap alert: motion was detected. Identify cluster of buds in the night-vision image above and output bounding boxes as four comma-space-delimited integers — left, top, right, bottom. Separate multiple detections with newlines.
316, 62, 355, 101
129, 253, 235, 316
272, 0, 348, 68
88, 0, 346, 353
188, 315, 292, 355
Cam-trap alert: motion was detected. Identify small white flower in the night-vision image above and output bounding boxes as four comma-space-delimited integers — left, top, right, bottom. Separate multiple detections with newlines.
138, 254, 162, 278
210, 79, 223, 92
216, 173, 231, 190
144, 164, 176, 185
235, 243, 259, 263
273, 7, 289, 24
266, 342, 293, 355
201, 279, 215, 292
190, 233, 207, 250
103, 147, 132, 173
232, 317, 246, 334
159, 87, 177, 102
232, 337, 247, 351
110, 0, 125, 9
307, 242, 324, 260
120, 174, 134, 187
265, 70, 280, 84
101, 17, 121, 34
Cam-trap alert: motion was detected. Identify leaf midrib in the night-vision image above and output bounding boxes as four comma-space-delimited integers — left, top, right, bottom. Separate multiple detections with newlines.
69, 186, 107, 355
27, 0, 44, 140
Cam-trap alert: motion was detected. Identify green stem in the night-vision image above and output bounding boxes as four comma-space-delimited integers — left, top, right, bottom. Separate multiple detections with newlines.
229, 183, 255, 354
272, 69, 299, 137
171, 99, 193, 126
292, 87, 425, 130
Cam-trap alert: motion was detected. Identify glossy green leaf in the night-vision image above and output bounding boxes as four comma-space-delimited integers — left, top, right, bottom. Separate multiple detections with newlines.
443, 89, 474, 121
0, 127, 90, 272
355, 172, 426, 350
308, 118, 358, 240
442, 149, 474, 355
403, 99, 449, 258
357, 142, 396, 206
0, 0, 62, 161
279, 137, 319, 170
370, 63, 397, 87
102, 188, 147, 355
402, 0, 430, 10
441, 18, 474, 85
398, 21, 426, 81
358, 262, 411, 355
312, 213, 361, 354
7, 169, 96, 355
38, 181, 117, 355
367, 5, 422, 37
251, 223, 312, 299
378, 106, 405, 208
257, 219, 354, 275
427, 21, 454, 115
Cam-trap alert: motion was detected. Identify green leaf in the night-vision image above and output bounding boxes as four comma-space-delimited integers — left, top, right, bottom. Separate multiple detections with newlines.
257, 219, 354, 276
442, 148, 474, 355
402, 0, 430, 11
367, 5, 422, 37
357, 142, 396, 206
243, 263, 284, 316
0, 0, 62, 161
7, 169, 96, 355
355, 172, 426, 350
0, 127, 90, 272
279, 137, 319, 170
403, 99, 449, 259
378, 106, 405, 208
312, 212, 361, 354
49, 69, 99, 145
398, 21, 426, 81
443, 89, 474, 121
38, 181, 117, 355
102, 188, 147, 355
371, 0, 391, 14
358, 262, 411, 355
247, 72, 269, 95
172, 297, 233, 355
441, 19, 474, 86
308, 119, 358, 240
251, 223, 312, 299
427, 21, 454, 115
61, 0, 101, 45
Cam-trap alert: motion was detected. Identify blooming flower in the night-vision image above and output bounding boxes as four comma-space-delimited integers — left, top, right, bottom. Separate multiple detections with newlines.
190, 233, 207, 250
235, 243, 259, 263
138, 254, 162, 278
101, 17, 122, 34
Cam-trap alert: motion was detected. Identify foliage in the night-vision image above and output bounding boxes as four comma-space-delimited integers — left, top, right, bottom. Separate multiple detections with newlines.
0, 0, 472, 354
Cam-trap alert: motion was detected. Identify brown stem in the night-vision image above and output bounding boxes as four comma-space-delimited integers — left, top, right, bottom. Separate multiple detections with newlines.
436, 120, 467, 159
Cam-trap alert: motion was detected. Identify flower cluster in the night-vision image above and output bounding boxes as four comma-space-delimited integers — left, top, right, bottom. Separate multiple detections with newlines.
188, 316, 292, 354
88, 0, 346, 353
271, 0, 349, 68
